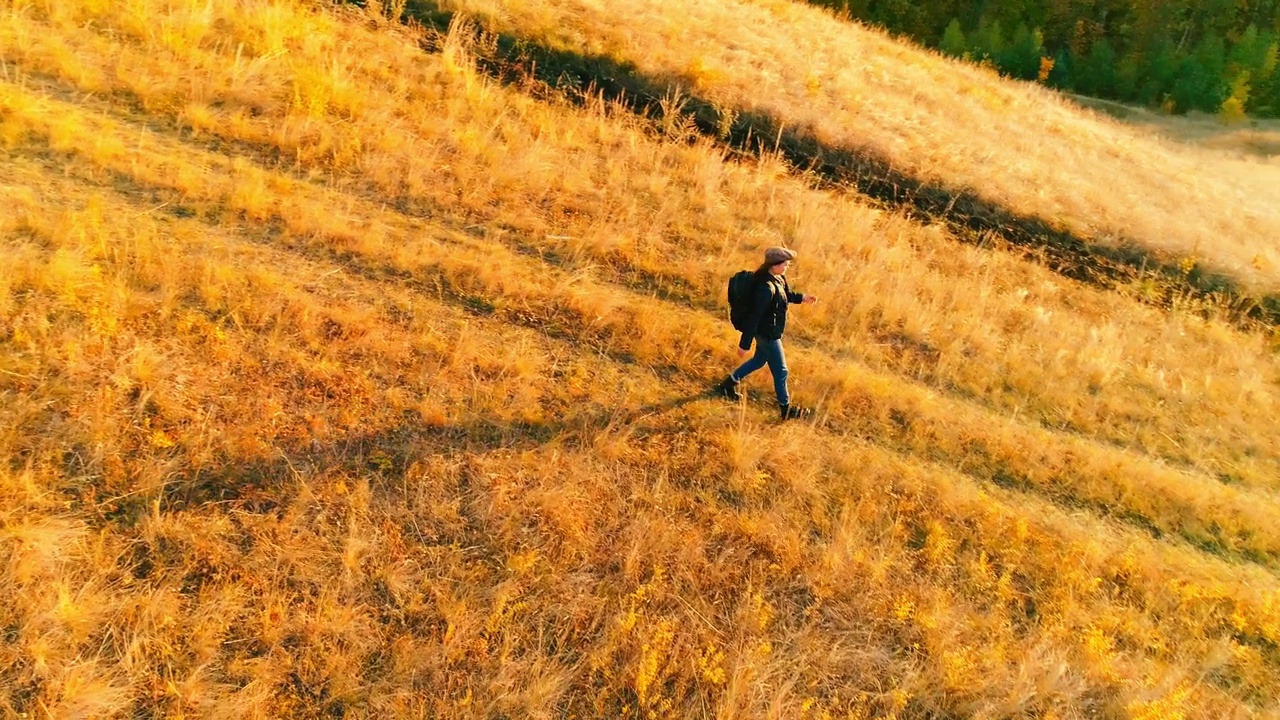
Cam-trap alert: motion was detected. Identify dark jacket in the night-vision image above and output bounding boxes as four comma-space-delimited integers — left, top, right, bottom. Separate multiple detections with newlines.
739, 273, 805, 350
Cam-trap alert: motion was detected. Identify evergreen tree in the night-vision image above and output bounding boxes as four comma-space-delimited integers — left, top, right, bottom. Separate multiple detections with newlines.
873, 0, 930, 39
1195, 31, 1229, 109
1047, 47, 1074, 90
1173, 32, 1227, 112
1227, 25, 1278, 114
1258, 41, 1280, 114
1139, 35, 1182, 107
971, 18, 1006, 63
1115, 53, 1142, 100
1229, 25, 1268, 73
1075, 38, 1118, 97
940, 18, 968, 58
1001, 23, 1045, 79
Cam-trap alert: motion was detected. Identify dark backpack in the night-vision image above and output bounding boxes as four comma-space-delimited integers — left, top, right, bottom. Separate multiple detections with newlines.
727, 270, 759, 332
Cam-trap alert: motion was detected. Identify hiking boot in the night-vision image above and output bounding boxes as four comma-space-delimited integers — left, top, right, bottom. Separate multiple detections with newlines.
717, 376, 742, 401
780, 403, 812, 421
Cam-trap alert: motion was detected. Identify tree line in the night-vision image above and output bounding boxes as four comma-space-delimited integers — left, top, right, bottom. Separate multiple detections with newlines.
811, 0, 1280, 118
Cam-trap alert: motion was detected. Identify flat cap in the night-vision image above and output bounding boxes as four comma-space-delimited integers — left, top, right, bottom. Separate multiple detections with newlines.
764, 247, 796, 265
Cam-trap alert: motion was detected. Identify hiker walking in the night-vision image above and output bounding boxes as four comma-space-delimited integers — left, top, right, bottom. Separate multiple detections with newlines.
719, 247, 817, 420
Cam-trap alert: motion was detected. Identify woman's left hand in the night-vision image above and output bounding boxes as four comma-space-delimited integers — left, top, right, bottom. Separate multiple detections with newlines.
803, 296, 817, 304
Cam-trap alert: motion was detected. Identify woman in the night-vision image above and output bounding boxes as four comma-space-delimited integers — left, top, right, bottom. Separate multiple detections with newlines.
718, 247, 817, 420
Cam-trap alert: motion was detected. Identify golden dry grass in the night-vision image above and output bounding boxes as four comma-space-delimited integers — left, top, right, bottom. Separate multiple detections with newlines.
441, 0, 1280, 294
1070, 95, 1280, 165
2, 0, 1280, 717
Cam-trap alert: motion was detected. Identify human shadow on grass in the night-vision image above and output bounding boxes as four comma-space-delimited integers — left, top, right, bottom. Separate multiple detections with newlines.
52, 402, 693, 718
93, 388, 714, 524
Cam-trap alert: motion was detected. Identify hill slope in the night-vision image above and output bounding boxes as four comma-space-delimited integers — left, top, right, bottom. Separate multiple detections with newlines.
2, 0, 1280, 717
438, 0, 1280, 301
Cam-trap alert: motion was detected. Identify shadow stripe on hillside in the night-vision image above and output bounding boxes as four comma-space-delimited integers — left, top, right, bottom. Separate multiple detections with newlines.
11, 77, 1278, 570
8, 0, 1277, 572
392, 4, 1280, 331
9, 53, 1276, 491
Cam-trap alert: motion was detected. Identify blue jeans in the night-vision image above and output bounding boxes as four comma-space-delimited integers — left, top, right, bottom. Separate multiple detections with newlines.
731, 336, 790, 406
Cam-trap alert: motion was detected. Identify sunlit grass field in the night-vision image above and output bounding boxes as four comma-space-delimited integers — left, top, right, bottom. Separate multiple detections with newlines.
1070, 94, 1280, 164
441, 0, 1280, 296
2, 0, 1279, 717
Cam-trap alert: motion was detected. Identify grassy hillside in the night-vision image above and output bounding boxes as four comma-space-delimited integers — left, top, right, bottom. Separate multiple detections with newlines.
437, 0, 1280, 301
2, 0, 1280, 717
1070, 95, 1280, 162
